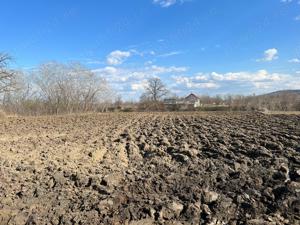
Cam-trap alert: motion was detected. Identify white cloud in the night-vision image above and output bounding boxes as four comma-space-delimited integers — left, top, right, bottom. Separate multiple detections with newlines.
210, 70, 282, 82
172, 70, 298, 92
285, 81, 300, 89
288, 58, 300, 63
158, 51, 182, 57
266, 49, 279, 61
258, 48, 279, 62
194, 73, 208, 81
93, 67, 130, 83
187, 82, 219, 89
173, 75, 219, 90
94, 65, 187, 82
295, 15, 300, 21
92, 64, 190, 97
281, 0, 293, 3
144, 61, 153, 66
253, 82, 272, 89
149, 65, 188, 74
92, 66, 118, 75
131, 80, 148, 91
153, 0, 177, 7
153, 0, 188, 7
93, 53, 300, 99
106, 50, 131, 65
86, 60, 103, 65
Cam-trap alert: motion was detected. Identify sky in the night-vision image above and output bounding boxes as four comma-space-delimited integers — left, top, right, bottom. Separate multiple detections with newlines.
1, 0, 300, 100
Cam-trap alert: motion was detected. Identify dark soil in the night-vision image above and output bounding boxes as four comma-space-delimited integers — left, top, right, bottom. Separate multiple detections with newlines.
0, 112, 299, 224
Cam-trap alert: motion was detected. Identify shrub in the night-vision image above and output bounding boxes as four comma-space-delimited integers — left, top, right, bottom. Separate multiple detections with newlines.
197, 106, 231, 112
122, 108, 134, 112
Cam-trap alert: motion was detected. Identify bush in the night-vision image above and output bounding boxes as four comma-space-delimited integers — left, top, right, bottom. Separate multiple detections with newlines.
138, 101, 165, 112
122, 108, 134, 112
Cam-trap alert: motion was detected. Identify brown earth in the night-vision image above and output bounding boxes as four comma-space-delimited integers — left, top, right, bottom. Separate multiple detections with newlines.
0, 112, 299, 225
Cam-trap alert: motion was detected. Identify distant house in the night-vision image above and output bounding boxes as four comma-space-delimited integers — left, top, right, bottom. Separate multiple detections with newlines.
163, 93, 201, 109
184, 93, 201, 108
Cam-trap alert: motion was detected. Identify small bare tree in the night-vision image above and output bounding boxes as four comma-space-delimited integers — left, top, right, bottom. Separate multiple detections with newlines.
143, 77, 168, 102
0, 53, 17, 94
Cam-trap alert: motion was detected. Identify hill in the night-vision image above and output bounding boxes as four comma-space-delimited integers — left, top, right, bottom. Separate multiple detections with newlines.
261, 89, 300, 97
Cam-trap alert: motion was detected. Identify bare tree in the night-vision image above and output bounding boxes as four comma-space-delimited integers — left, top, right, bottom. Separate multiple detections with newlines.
138, 78, 168, 111
34, 62, 114, 114
143, 77, 168, 102
0, 53, 17, 94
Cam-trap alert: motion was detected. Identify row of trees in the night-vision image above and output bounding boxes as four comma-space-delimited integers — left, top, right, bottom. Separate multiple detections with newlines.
0, 53, 116, 115
1, 52, 299, 114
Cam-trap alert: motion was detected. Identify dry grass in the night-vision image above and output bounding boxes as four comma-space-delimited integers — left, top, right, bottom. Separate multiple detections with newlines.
0, 110, 6, 119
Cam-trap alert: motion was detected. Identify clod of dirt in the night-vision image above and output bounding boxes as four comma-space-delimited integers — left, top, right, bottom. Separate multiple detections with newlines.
89, 148, 106, 161
160, 201, 184, 220
202, 190, 219, 204
101, 172, 123, 187
172, 153, 190, 163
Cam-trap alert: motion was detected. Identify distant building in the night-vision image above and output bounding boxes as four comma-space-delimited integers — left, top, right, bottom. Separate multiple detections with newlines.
184, 93, 201, 108
163, 98, 178, 105
163, 93, 201, 109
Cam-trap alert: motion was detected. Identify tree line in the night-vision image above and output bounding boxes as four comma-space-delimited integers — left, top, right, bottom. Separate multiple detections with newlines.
1, 52, 299, 115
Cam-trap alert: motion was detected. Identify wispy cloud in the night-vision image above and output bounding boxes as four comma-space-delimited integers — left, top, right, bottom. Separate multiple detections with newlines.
158, 51, 182, 57
288, 58, 300, 63
86, 60, 103, 65
295, 15, 300, 21
281, 0, 293, 3
257, 48, 279, 62
92, 66, 118, 75
150, 65, 188, 73
153, 0, 189, 8
153, 0, 176, 7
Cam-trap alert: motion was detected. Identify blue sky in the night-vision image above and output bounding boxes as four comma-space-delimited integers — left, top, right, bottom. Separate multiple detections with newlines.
1, 0, 300, 100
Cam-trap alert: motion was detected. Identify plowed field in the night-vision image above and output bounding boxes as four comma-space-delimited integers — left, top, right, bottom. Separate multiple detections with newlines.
0, 112, 299, 225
